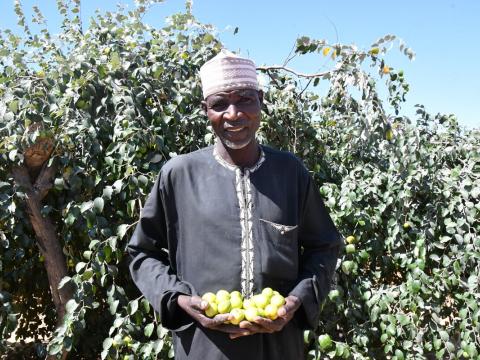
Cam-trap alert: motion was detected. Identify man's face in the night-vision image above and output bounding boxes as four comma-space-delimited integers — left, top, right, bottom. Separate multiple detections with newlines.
203, 89, 263, 150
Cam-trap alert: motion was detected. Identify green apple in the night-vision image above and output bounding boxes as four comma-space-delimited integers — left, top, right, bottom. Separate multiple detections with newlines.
242, 298, 255, 309
230, 290, 242, 299
216, 290, 230, 303
346, 244, 356, 254
202, 292, 217, 304
244, 307, 259, 322
204, 302, 218, 318
229, 308, 245, 325
217, 300, 231, 314
261, 287, 274, 299
272, 290, 280, 297
328, 289, 340, 301
318, 334, 332, 351
257, 308, 265, 317
270, 294, 285, 308
341, 260, 355, 275
253, 294, 269, 309
230, 296, 243, 309
264, 304, 278, 320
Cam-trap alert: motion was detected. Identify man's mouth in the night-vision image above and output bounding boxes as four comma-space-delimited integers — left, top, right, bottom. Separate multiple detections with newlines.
225, 127, 246, 132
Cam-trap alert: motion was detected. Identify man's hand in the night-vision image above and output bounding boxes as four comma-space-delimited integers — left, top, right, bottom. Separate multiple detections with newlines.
230, 295, 301, 339
177, 295, 252, 336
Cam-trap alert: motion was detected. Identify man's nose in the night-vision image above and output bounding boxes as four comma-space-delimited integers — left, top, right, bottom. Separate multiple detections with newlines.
223, 104, 240, 120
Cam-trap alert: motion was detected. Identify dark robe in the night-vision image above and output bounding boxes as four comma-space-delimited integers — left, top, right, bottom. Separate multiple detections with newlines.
128, 144, 342, 360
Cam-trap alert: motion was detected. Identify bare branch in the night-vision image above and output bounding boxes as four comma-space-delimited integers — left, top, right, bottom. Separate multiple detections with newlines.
257, 65, 336, 79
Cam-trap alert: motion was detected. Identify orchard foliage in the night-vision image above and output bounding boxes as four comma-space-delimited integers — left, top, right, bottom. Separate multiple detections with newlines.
0, 1, 479, 359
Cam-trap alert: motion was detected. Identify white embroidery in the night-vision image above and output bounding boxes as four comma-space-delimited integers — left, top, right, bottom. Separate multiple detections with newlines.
212, 145, 265, 298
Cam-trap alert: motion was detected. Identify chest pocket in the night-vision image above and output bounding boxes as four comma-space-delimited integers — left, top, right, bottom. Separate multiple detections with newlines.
257, 218, 299, 281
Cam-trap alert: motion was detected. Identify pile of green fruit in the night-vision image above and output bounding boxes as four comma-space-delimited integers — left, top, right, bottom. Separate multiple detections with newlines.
201, 288, 286, 325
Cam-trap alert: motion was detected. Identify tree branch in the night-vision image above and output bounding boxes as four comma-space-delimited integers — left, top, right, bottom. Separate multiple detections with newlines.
257, 65, 337, 79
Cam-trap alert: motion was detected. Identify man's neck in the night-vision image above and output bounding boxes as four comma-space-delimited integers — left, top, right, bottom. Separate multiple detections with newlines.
215, 140, 260, 169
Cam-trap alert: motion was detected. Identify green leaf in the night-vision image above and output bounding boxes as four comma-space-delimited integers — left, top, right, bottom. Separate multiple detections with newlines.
80, 201, 94, 213
129, 299, 139, 315
144, 323, 154, 338
142, 298, 151, 313
48, 342, 63, 355
75, 262, 87, 273
94, 197, 104, 213
102, 337, 113, 350
58, 276, 71, 289
66, 299, 79, 313
82, 270, 94, 281
117, 224, 129, 239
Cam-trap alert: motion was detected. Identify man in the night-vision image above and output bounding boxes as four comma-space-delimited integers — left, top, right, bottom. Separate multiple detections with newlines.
128, 50, 342, 359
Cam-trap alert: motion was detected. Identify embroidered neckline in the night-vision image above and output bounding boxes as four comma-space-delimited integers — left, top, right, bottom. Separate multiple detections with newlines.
212, 143, 265, 173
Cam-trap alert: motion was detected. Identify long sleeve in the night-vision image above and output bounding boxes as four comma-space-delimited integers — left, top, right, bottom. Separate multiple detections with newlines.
289, 172, 343, 330
127, 171, 195, 331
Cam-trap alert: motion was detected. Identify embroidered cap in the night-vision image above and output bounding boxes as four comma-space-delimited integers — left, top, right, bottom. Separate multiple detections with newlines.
199, 49, 259, 99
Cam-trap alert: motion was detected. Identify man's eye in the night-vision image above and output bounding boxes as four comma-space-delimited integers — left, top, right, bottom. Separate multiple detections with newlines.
210, 102, 227, 110
239, 97, 253, 104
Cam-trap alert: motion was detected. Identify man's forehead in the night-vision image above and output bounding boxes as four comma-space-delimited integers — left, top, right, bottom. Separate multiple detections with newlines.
207, 89, 258, 100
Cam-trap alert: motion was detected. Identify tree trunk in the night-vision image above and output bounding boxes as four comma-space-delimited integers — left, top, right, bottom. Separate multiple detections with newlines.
12, 164, 72, 360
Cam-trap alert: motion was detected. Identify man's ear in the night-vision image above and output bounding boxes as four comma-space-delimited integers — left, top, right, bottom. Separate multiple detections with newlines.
257, 90, 264, 105
201, 100, 207, 115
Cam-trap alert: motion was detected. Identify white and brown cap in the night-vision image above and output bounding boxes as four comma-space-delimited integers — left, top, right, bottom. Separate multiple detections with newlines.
199, 49, 259, 99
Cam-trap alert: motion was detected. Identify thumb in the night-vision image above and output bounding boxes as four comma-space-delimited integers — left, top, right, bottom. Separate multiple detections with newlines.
190, 296, 208, 311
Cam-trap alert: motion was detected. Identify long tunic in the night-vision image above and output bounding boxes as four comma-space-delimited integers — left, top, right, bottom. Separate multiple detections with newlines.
128, 144, 342, 360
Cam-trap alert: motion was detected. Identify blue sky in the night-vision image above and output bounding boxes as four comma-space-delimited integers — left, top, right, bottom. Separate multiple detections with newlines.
1, 0, 478, 129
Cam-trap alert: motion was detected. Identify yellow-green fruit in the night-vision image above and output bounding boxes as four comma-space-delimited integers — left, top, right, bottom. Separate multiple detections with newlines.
346, 244, 356, 254
253, 294, 269, 309
270, 294, 286, 308
202, 292, 217, 304
244, 307, 259, 322
216, 290, 230, 303
230, 308, 245, 325
230, 296, 243, 309
272, 290, 280, 297
261, 287, 274, 299
242, 298, 255, 309
205, 302, 218, 318
386, 129, 394, 141
403, 222, 411, 230
342, 260, 355, 275
217, 300, 231, 314
318, 334, 333, 351
257, 308, 265, 317
264, 304, 279, 320
346, 235, 356, 244
230, 291, 242, 299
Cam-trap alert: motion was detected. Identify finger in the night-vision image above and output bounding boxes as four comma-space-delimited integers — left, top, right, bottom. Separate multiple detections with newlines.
239, 320, 270, 333
278, 296, 301, 316
254, 316, 284, 332
252, 316, 274, 329
190, 296, 208, 311
207, 313, 231, 326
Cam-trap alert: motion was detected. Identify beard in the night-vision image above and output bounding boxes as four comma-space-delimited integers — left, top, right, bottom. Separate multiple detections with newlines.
220, 135, 253, 150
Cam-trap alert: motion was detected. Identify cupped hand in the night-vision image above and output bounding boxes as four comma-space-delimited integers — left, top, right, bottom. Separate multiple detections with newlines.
177, 295, 252, 336
229, 295, 301, 339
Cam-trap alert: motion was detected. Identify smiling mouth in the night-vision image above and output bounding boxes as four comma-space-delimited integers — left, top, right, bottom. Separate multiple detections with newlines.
225, 127, 246, 132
